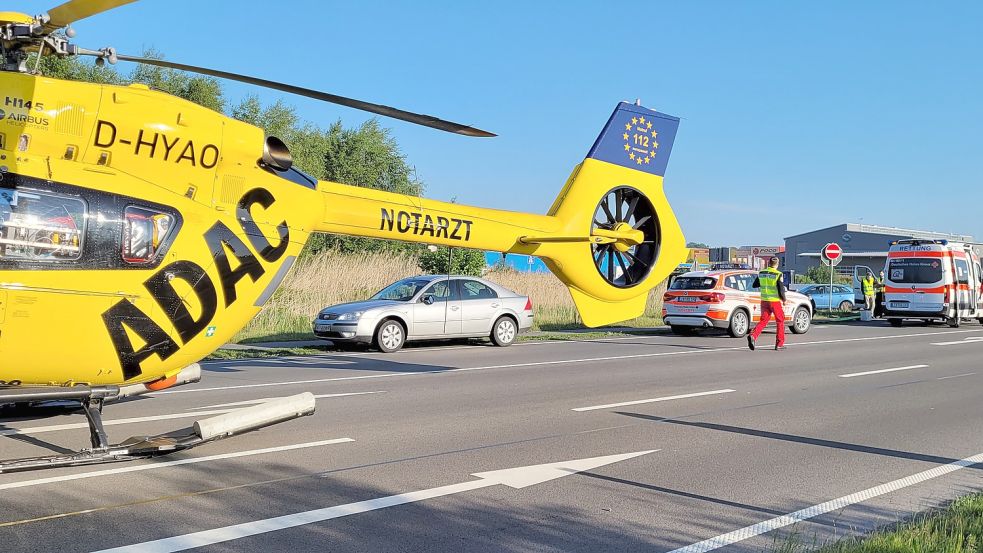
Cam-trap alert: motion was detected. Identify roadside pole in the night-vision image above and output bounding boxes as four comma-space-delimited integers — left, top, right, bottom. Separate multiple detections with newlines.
829, 264, 834, 316
821, 243, 843, 315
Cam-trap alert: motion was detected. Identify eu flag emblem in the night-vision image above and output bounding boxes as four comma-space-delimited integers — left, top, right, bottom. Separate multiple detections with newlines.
586, 102, 679, 177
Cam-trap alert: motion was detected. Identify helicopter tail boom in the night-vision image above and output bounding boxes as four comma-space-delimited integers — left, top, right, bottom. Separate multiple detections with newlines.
315, 102, 686, 327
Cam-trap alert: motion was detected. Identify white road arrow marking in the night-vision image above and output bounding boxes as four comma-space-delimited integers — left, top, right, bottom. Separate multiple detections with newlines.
89, 450, 657, 553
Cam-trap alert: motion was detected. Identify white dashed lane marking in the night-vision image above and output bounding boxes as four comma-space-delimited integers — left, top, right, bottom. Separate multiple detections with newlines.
838, 364, 929, 378
572, 389, 736, 412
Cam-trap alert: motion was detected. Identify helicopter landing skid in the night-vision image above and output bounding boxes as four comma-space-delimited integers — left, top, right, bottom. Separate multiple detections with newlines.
0, 428, 204, 473
0, 391, 316, 474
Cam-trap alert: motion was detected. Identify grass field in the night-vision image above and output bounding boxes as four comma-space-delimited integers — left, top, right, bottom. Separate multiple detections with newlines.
234, 251, 666, 343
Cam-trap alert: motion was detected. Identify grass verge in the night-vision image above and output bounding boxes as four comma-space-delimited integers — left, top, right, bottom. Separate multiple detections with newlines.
206, 346, 334, 360
774, 492, 983, 552
813, 310, 861, 322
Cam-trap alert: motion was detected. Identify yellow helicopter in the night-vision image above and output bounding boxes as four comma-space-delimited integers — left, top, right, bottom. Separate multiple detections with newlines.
0, 0, 687, 471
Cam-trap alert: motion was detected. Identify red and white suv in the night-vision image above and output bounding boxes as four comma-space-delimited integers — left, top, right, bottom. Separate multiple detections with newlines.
662, 270, 813, 337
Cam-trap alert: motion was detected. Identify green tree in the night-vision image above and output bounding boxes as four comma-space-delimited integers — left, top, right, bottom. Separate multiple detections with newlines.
128, 49, 224, 113
686, 242, 710, 248
31, 52, 124, 85
805, 264, 850, 284
418, 246, 486, 276
231, 97, 427, 256
795, 273, 814, 284
30, 48, 224, 111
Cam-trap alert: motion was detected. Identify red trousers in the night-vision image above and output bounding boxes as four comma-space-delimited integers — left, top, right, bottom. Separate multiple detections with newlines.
751, 301, 785, 347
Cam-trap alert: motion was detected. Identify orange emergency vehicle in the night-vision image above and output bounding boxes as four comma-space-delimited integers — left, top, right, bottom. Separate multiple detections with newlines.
882, 240, 983, 327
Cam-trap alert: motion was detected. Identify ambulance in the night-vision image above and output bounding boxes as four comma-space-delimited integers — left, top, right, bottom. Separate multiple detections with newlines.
882, 240, 983, 327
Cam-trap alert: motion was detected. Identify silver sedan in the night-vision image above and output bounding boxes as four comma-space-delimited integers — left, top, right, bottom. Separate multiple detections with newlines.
312, 275, 535, 352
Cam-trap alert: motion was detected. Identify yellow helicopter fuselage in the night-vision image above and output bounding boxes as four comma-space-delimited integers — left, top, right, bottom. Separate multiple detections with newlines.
0, 71, 325, 386
0, 71, 687, 388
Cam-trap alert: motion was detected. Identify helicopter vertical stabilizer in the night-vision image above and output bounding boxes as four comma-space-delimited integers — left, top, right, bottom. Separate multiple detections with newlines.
533, 102, 686, 325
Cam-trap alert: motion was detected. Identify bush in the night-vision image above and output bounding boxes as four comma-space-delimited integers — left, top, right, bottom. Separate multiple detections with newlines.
418, 246, 486, 276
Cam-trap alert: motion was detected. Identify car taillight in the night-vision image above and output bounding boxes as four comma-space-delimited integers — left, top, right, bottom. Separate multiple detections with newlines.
663, 292, 673, 302
524, 298, 533, 311
702, 292, 725, 303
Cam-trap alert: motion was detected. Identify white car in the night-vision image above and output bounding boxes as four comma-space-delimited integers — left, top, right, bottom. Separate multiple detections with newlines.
662, 270, 813, 337
312, 275, 534, 352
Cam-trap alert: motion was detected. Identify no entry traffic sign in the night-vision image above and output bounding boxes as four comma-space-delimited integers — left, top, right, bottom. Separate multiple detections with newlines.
821, 243, 843, 266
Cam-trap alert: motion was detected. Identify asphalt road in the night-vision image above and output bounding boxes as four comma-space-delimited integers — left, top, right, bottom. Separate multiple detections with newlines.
3, 321, 983, 552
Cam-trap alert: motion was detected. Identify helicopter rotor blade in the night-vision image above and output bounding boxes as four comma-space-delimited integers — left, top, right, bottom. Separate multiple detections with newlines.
114, 54, 496, 137
43, 0, 138, 33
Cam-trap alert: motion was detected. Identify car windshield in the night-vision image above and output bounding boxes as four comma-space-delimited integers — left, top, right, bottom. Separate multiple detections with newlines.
670, 277, 717, 290
888, 258, 944, 284
371, 279, 431, 301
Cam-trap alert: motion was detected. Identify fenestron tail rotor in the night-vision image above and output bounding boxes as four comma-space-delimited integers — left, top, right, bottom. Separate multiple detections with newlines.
111, 54, 495, 137
590, 186, 660, 288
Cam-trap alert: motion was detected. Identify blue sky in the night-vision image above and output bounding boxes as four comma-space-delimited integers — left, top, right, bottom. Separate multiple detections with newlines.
11, 1, 982, 246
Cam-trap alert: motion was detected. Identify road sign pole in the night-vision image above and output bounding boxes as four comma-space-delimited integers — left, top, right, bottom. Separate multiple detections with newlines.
821, 243, 843, 315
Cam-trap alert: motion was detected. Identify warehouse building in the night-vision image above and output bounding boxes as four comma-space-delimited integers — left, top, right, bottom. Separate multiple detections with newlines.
784, 223, 974, 275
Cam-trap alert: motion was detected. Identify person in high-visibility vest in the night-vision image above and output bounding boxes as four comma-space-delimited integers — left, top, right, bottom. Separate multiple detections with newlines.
874, 270, 887, 317
862, 271, 876, 312
748, 256, 787, 351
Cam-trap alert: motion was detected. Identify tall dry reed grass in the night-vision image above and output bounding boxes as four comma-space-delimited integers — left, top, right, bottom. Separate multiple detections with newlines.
235, 252, 419, 341
236, 252, 667, 342
483, 266, 666, 329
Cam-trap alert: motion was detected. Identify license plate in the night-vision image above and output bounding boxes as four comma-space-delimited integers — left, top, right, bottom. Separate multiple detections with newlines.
890, 301, 909, 309
677, 297, 699, 303
315, 324, 330, 331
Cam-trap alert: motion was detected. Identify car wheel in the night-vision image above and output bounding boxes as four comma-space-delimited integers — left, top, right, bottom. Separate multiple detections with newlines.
374, 320, 405, 353
838, 300, 853, 311
491, 316, 518, 347
670, 325, 697, 336
790, 306, 811, 334
727, 309, 750, 338
889, 318, 903, 327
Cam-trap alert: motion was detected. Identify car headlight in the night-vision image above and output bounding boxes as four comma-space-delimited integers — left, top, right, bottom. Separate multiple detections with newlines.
337, 311, 364, 321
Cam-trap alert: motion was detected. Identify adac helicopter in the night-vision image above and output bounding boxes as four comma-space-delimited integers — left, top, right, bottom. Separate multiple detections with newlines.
0, 0, 687, 472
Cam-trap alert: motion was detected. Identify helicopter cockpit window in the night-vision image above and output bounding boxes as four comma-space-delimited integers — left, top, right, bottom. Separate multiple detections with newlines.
0, 189, 85, 262
122, 206, 175, 264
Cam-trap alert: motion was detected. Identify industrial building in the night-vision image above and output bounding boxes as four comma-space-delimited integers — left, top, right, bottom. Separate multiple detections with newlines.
783, 223, 974, 275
